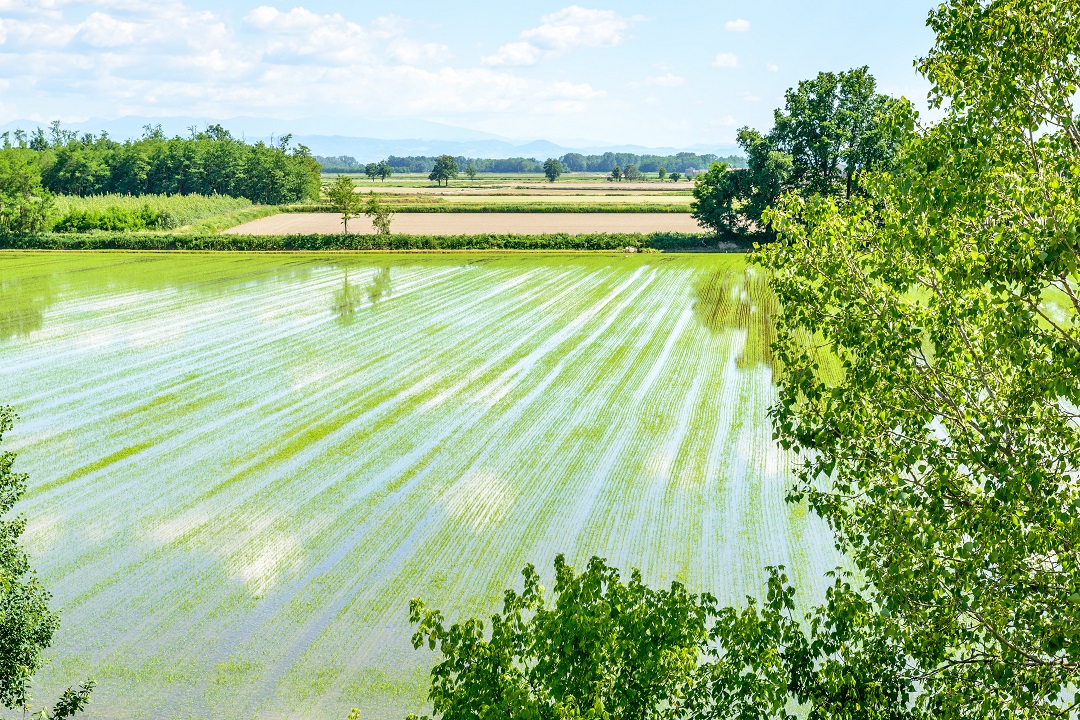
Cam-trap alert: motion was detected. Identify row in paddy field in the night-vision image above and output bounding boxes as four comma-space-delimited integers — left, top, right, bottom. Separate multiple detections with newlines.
320, 171, 699, 188
0, 251, 837, 720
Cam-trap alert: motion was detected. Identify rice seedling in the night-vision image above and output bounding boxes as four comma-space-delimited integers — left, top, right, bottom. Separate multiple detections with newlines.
0, 252, 837, 720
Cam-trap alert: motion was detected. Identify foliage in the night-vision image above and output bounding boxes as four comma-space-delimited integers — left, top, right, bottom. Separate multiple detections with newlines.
543, 158, 562, 183
0, 406, 60, 709
407, 557, 924, 720
378, 160, 394, 182
658, 168, 667, 181
611, 166, 622, 181
465, 165, 477, 180
0, 406, 92, 718
365, 163, 379, 182
34, 681, 95, 720
407, 555, 716, 720
364, 191, 395, 235
669, 173, 681, 182
50, 193, 251, 232
1, 123, 320, 205
692, 67, 897, 238
0, 149, 54, 236
754, 0, 1080, 716
771, 66, 901, 198
429, 156, 459, 187
623, 165, 641, 182
325, 176, 364, 234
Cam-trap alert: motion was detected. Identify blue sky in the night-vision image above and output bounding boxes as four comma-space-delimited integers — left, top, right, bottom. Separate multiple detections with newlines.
0, 1, 939, 147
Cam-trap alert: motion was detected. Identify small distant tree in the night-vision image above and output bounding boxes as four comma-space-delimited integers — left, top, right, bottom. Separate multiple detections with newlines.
658, 167, 667, 181
542, 158, 562, 183
623, 164, 640, 181
376, 160, 393, 182
364, 163, 379, 182
670, 172, 681, 182
364, 191, 394, 235
611, 165, 622, 181
325, 175, 363, 234
465, 164, 477, 180
429, 155, 459, 187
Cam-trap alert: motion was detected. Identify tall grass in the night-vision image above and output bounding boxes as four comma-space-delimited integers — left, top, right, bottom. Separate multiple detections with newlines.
52, 194, 253, 231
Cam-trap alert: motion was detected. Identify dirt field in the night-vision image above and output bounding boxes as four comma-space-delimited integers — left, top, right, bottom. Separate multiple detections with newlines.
223, 212, 703, 235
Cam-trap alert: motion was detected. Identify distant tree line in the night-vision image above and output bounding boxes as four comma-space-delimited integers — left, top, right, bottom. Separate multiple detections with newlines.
1, 123, 322, 205
316, 151, 747, 175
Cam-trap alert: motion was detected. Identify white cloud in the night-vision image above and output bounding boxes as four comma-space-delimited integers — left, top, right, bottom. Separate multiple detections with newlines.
483, 6, 641, 66
482, 41, 541, 67
522, 6, 636, 51
710, 115, 737, 127
0, 2, 611, 132
765, 63, 779, 72
646, 72, 685, 87
712, 52, 738, 68
724, 19, 751, 32
78, 12, 138, 47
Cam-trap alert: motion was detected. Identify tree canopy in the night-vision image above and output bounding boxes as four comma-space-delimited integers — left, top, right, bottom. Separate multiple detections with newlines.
755, 0, 1080, 715
429, 155, 459, 187
0, 124, 320, 205
692, 67, 899, 238
543, 158, 562, 183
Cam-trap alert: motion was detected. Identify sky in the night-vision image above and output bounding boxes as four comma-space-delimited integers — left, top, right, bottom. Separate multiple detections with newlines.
0, 1, 940, 148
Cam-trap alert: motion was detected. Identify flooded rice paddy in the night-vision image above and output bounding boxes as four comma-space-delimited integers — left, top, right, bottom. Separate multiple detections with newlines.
0, 252, 836, 720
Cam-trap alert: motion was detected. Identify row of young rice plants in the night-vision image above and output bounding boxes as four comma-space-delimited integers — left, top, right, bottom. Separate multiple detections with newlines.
0, 252, 840, 720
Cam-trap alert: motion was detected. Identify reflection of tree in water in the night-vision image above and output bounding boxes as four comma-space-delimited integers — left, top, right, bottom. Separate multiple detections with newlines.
331, 267, 392, 323
693, 267, 777, 369
332, 271, 361, 323
0, 275, 55, 341
367, 267, 391, 304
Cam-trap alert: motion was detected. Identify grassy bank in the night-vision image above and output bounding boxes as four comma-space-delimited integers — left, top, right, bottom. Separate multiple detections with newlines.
0, 232, 746, 252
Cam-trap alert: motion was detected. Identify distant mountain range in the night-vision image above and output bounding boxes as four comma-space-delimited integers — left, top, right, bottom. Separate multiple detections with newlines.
0, 115, 742, 163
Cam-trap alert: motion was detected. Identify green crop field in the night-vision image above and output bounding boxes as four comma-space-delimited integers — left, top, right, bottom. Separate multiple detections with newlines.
0, 252, 837, 720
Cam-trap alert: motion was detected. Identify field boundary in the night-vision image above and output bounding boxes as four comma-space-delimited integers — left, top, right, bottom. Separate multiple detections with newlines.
281, 203, 692, 214
0, 232, 749, 253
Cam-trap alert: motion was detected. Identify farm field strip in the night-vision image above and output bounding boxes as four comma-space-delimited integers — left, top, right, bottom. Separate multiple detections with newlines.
223, 212, 704, 236
0, 252, 839, 720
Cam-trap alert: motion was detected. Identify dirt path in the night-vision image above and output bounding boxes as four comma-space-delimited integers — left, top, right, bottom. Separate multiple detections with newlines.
223, 212, 703, 235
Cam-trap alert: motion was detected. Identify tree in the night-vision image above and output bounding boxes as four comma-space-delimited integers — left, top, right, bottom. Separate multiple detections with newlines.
0, 150, 54, 235
324, 175, 363, 234
407, 557, 920, 720
429, 155, 458, 187
611, 165, 622, 181
691, 129, 793, 238
365, 163, 379, 182
377, 160, 393, 182
0, 407, 93, 718
465, 164, 477, 180
658, 167, 667, 181
690, 68, 897, 239
753, 0, 1080, 715
542, 158, 562, 183
408, 555, 716, 720
364, 191, 394, 235
623, 164, 641, 181
669, 172, 681, 182
771, 66, 901, 199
